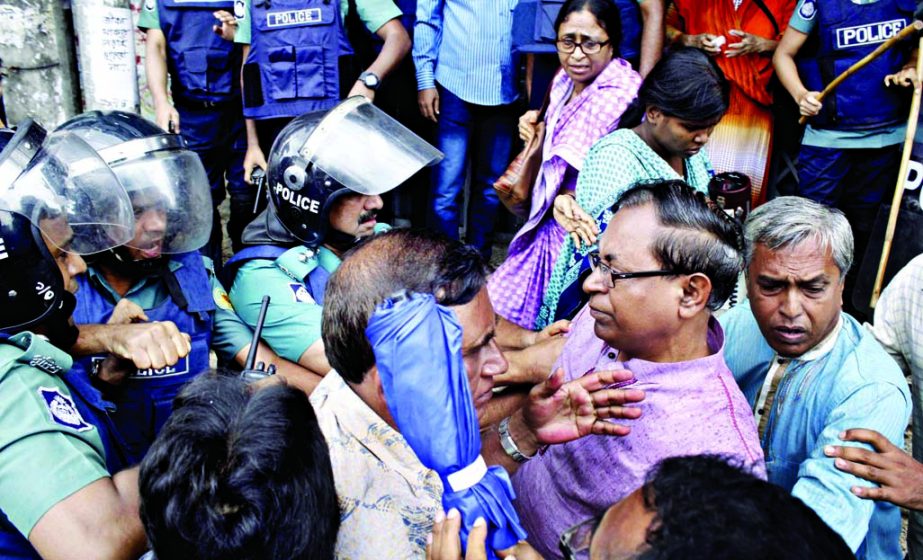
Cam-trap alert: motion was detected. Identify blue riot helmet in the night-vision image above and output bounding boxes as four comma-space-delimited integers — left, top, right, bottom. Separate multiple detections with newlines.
56, 111, 213, 270
0, 120, 134, 345
266, 96, 443, 247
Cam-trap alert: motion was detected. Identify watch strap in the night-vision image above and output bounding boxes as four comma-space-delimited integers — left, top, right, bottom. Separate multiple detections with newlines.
499, 416, 533, 463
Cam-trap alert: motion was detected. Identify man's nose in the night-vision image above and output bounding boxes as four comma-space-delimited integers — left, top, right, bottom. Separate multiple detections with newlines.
779, 289, 803, 319
365, 195, 383, 210
142, 210, 167, 231
583, 266, 608, 295
482, 339, 508, 378
69, 253, 88, 276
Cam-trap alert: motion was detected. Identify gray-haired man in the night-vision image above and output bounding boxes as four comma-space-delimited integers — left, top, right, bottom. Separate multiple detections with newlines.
720, 196, 911, 559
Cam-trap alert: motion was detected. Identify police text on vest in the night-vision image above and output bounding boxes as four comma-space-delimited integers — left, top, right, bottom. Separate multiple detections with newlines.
836, 20, 905, 49
266, 8, 322, 28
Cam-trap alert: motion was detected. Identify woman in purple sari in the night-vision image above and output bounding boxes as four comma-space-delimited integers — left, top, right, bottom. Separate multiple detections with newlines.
489, 0, 641, 332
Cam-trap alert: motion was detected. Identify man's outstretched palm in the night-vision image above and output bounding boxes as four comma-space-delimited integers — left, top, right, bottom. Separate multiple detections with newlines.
524, 368, 644, 445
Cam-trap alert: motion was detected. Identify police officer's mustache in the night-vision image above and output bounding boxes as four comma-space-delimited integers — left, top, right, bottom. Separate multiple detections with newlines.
358, 209, 379, 224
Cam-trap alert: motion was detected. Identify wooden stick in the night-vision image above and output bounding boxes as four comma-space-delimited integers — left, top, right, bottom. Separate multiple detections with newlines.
799, 21, 923, 125
870, 35, 923, 309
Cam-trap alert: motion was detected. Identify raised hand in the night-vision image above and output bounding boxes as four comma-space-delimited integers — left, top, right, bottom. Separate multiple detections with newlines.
523, 368, 644, 445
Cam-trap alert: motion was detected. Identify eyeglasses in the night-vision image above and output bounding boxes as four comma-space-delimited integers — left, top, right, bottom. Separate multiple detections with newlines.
559, 514, 604, 560
556, 37, 610, 55
588, 252, 677, 289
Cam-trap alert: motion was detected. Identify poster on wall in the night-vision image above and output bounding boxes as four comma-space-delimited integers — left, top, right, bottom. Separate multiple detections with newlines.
72, 0, 139, 112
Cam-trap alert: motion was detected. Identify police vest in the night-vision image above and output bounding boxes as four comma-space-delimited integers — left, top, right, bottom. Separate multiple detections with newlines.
796, 0, 915, 130
72, 252, 215, 464
511, 0, 642, 66
241, 0, 354, 119
157, 0, 242, 104
225, 244, 331, 304
0, 333, 120, 560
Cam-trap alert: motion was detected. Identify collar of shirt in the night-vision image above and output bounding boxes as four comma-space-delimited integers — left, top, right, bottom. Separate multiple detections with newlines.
796, 315, 844, 362
561, 312, 727, 385
311, 370, 434, 492
613, 317, 726, 381
86, 259, 183, 302
754, 316, 844, 422
316, 245, 342, 274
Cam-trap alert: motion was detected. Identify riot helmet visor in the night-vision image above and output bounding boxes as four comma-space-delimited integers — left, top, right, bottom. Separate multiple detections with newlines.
100, 135, 213, 256
0, 124, 134, 255
294, 96, 443, 195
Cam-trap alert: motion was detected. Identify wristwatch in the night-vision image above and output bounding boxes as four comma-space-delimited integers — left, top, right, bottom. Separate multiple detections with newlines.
357, 71, 381, 91
499, 417, 534, 463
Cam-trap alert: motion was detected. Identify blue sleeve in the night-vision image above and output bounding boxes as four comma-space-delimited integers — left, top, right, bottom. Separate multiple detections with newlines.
412, 0, 443, 90
791, 381, 911, 551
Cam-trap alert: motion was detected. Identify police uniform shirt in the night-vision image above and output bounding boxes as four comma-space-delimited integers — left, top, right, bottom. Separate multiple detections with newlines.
137, 0, 162, 30
0, 332, 109, 539
790, 0, 906, 149
84, 257, 252, 363
232, 0, 402, 44
228, 244, 342, 363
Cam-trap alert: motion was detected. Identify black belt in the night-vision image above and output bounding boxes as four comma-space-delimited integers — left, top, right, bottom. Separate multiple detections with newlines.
173, 96, 240, 110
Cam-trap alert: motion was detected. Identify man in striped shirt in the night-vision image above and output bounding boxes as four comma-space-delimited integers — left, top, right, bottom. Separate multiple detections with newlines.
413, 0, 520, 260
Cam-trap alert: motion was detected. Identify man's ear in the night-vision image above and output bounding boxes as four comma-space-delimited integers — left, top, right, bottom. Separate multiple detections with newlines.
368, 364, 399, 428
678, 273, 712, 318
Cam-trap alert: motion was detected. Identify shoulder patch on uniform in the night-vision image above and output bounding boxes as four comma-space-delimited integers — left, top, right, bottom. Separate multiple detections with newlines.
234, 0, 246, 19
38, 387, 94, 432
213, 287, 235, 311
289, 283, 314, 303
28, 355, 64, 376
144, 0, 154, 10
799, 0, 816, 20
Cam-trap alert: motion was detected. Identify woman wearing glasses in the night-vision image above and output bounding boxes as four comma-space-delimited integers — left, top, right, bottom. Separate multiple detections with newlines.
535, 47, 730, 329
488, 0, 641, 340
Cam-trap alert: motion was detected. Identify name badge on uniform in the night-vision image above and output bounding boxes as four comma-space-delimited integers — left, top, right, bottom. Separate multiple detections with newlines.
29, 355, 64, 376
38, 387, 94, 432
266, 8, 321, 28
836, 20, 905, 49
289, 283, 314, 303
132, 356, 191, 379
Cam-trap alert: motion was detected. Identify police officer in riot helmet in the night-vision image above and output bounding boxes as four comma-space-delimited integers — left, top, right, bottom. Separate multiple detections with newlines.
57, 110, 308, 464
227, 97, 442, 381
0, 120, 147, 559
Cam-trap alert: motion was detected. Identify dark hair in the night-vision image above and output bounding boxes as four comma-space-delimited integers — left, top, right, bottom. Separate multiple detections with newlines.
139, 372, 340, 560
322, 229, 488, 384
553, 0, 622, 58
618, 47, 730, 129
636, 455, 854, 560
613, 180, 744, 310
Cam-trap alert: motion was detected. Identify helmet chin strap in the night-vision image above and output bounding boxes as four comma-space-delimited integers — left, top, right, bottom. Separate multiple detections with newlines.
97, 247, 169, 279
45, 291, 79, 350
323, 227, 360, 254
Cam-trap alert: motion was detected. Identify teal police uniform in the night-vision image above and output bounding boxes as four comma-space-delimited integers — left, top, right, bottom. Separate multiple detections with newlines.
0, 333, 111, 560
228, 224, 389, 363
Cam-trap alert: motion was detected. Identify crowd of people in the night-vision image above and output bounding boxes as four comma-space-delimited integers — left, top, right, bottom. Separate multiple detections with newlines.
2, 0, 923, 558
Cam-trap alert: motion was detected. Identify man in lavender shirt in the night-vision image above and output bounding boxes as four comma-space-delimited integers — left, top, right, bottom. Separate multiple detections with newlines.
511, 180, 765, 558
